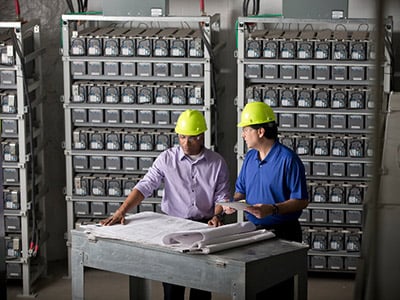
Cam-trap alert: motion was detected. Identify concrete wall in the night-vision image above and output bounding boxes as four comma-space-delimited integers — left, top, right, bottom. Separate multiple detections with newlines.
0, 0, 399, 261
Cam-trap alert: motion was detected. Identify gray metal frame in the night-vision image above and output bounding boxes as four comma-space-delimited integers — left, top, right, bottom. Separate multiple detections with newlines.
0, 20, 46, 297
236, 16, 392, 272
61, 14, 221, 276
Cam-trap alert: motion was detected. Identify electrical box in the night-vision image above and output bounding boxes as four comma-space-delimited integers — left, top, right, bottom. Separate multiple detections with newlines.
103, 0, 169, 16
282, 0, 348, 19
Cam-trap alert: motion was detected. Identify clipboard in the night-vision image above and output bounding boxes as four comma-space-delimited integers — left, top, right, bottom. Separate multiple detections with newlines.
219, 201, 251, 211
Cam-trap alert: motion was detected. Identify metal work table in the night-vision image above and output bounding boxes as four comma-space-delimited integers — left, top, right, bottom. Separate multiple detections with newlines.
71, 229, 308, 300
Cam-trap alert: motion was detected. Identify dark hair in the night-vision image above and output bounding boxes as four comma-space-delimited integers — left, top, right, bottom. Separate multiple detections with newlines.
250, 121, 278, 140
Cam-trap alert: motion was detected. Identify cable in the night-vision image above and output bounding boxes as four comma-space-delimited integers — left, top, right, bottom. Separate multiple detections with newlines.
77, 0, 83, 13
242, 0, 249, 16
242, 0, 260, 17
199, 0, 205, 16
199, 22, 218, 148
235, 14, 282, 49
14, 0, 21, 20
65, 0, 75, 13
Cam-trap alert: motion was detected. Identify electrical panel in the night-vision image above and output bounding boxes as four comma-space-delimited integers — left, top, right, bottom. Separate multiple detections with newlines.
237, 17, 392, 273
0, 20, 47, 296
62, 14, 220, 275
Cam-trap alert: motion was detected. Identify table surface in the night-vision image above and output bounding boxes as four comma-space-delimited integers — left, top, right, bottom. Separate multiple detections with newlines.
71, 229, 308, 299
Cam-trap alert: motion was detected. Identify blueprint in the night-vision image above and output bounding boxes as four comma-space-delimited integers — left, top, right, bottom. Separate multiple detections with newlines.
82, 212, 275, 254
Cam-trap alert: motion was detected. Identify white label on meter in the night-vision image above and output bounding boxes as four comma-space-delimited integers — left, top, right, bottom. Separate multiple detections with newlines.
7, 45, 13, 56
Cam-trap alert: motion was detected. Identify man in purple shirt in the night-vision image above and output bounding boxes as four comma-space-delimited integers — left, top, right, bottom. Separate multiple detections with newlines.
101, 109, 230, 300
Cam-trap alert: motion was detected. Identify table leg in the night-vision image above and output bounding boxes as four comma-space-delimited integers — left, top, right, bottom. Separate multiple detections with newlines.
71, 249, 85, 300
295, 272, 308, 300
129, 276, 151, 300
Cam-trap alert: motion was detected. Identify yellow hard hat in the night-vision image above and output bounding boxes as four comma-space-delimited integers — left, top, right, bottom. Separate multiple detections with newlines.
175, 109, 207, 135
237, 102, 276, 127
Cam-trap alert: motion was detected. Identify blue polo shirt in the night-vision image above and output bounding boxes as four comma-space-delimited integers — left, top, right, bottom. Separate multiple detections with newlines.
235, 141, 308, 226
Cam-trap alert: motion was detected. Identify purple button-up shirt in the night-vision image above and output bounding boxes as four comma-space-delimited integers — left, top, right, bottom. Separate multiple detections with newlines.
135, 146, 230, 220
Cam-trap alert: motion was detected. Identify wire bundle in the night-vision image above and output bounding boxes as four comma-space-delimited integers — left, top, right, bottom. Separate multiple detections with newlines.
242, 0, 260, 16
65, 0, 88, 13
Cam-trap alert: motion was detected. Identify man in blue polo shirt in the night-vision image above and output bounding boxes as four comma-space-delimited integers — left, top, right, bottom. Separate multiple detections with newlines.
229, 101, 308, 299
233, 101, 309, 241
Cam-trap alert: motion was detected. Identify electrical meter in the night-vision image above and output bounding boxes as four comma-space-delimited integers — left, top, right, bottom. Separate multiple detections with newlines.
123, 132, 138, 151
314, 41, 330, 59
155, 131, 171, 151
331, 139, 346, 156
330, 185, 345, 203
297, 88, 312, 108
314, 87, 329, 108
137, 86, 153, 104
314, 138, 329, 156
88, 85, 103, 103
188, 30, 204, 58
1, 92, 17, 113
155, 86, 170, 104
2, 140, 18, 162
108, 178, 122, 197
170, 39, 186, 57
297, 41, 313, 59
313, 185, 328, 202
106, 132, 121, 150
74, 174, 90, 196
349, 90, 364, 109
72, 129, 87, 150
280, 88, 296, 107
331, 89, 347, 109
348, 139, 364, 157
263, 87, 279, 107
246, 40, 261, 58
263, 41, 278, 58
91, 177, 106, 196
188, 85, 203, 105
296, 137, 311, 156
171, 86, 186, 105
121, 85, 136, 104
104, 85, 120, 104
89, 131, 104, 150
280, 40, 296, 59
153, 38, 169, 57
4, 188, 20, 209
139, 133, 154, 151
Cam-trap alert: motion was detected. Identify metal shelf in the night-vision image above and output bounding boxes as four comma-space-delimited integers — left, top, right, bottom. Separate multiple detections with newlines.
62, 14, 221, 277
0, 20, 47, 297
236, 16, 392, 273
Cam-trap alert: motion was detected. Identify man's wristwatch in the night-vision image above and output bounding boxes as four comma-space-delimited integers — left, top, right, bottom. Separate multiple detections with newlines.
214, 212, 224, 220
272, 204, 279, 216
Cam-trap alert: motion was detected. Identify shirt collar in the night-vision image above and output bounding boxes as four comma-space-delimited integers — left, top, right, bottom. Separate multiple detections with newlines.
178, 146, 207, 162
253, 141, 279, 163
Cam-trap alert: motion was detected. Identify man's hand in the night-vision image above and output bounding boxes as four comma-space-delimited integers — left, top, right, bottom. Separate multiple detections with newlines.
244, 204, 272, 219
100, 210, 125, 226
208, 215, 223, 227
221, 206, 237, 215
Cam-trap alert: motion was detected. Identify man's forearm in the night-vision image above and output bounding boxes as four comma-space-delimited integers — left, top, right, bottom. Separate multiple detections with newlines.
118, 188, 145, 214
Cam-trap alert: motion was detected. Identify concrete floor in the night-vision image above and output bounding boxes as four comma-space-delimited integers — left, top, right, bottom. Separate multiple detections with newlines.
6, 260, 355, 300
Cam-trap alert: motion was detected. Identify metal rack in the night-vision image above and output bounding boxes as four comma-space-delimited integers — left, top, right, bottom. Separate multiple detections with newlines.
61, 14, 221, 275
236, 16, 392, 272
0, 20, 47, 296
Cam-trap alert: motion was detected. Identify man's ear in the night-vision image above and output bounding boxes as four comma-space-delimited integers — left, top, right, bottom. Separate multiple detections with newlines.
258, 127, 266, 138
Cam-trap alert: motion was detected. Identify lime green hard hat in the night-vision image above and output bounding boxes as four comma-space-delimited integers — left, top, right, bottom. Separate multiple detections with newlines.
175, 109, 207, 136
237, 102, 276, 127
